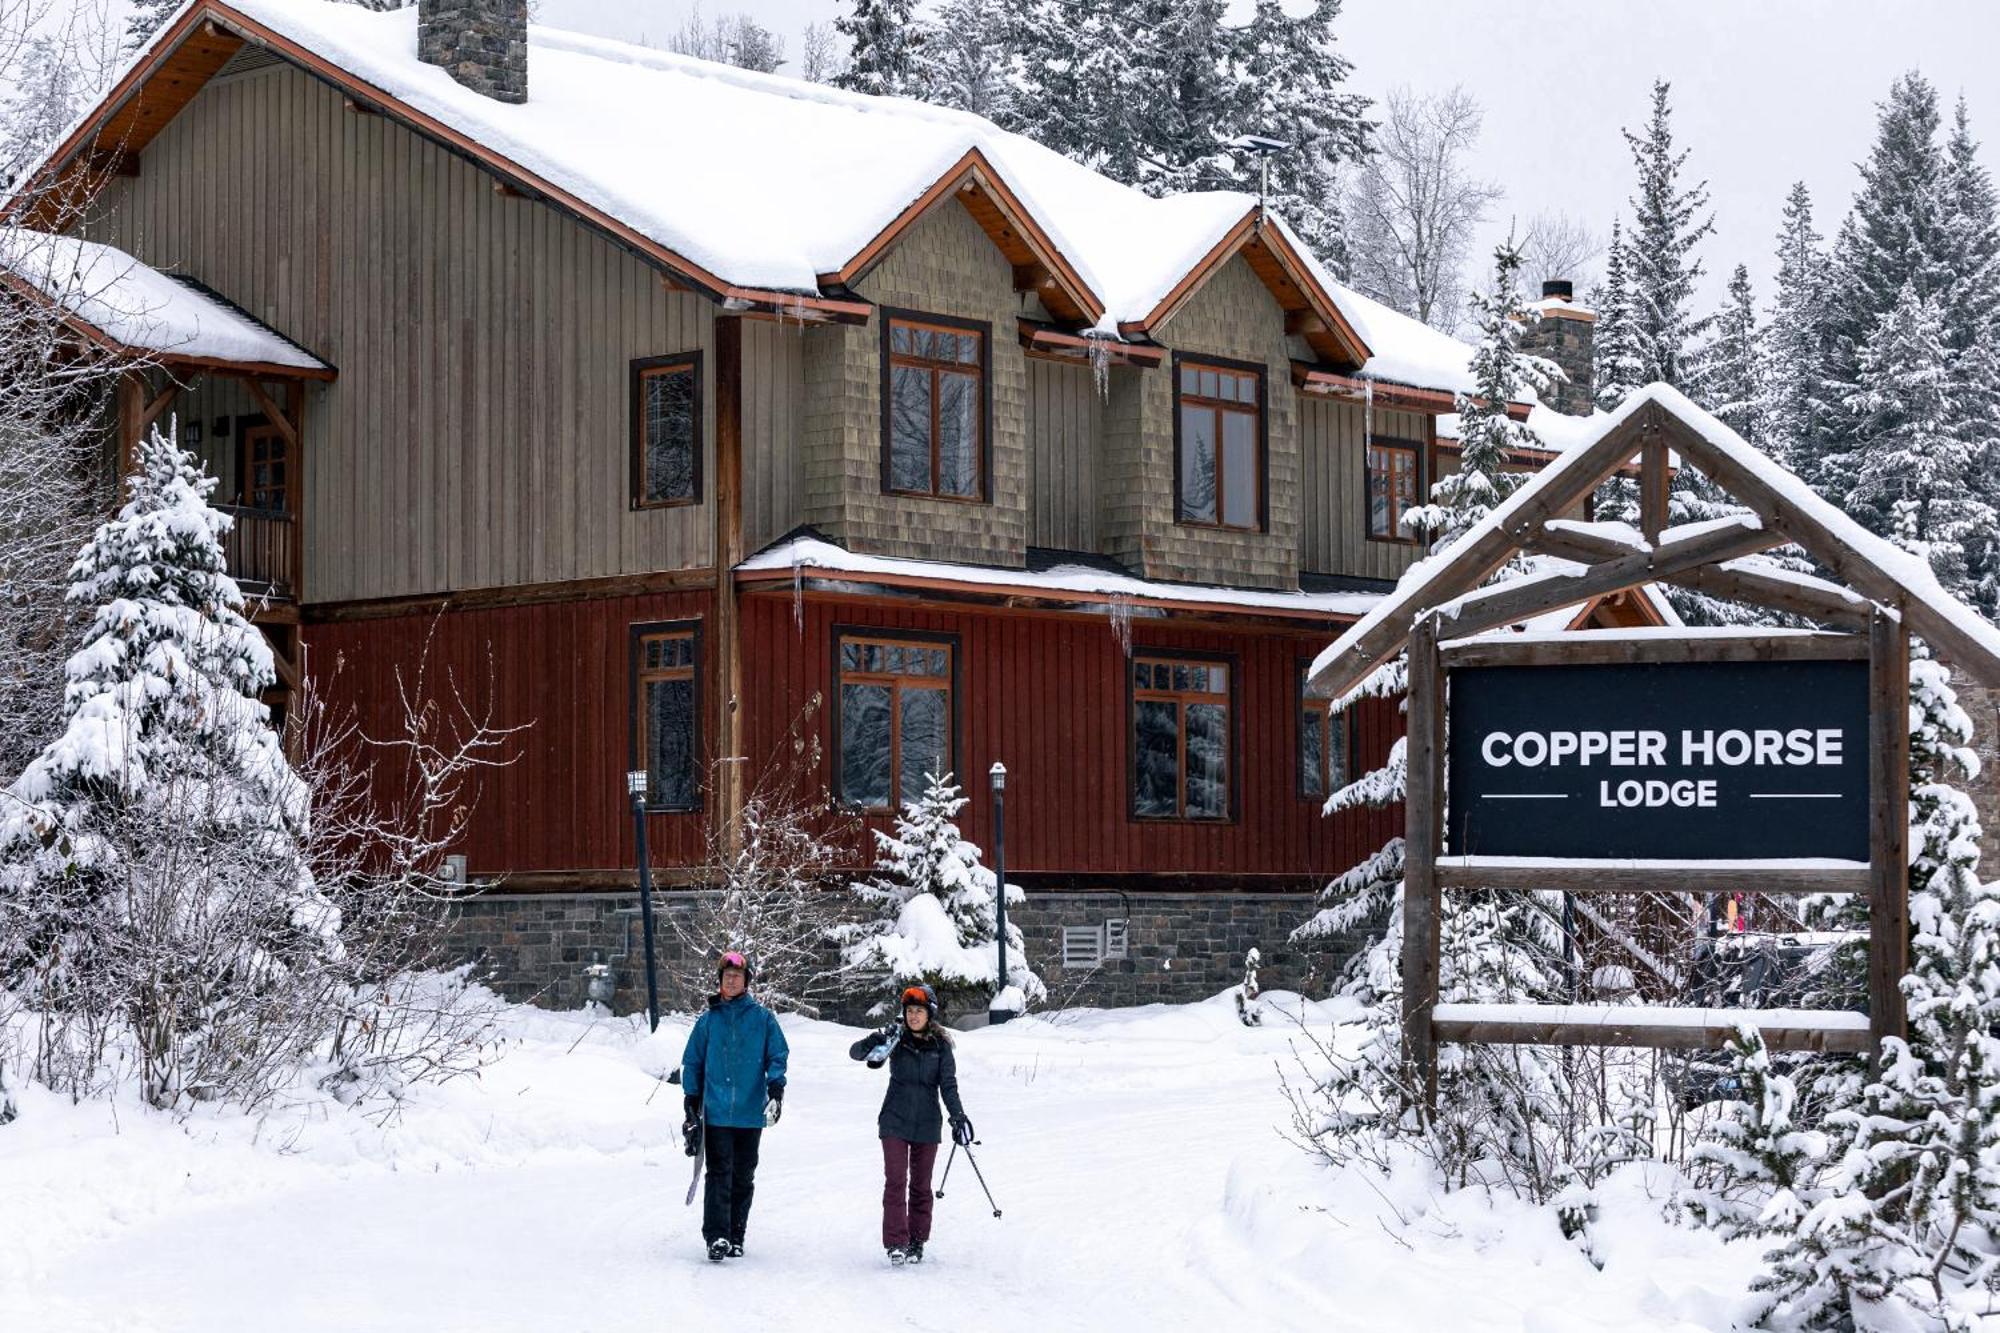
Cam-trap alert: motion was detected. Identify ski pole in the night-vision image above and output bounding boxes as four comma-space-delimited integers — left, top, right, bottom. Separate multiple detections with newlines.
935, 1141, 958, 1199
962, 1143, 1002, 1219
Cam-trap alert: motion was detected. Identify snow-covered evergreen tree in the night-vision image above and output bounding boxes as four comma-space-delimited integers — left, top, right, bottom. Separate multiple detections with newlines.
0, 428, 340, 1108
1620, 80, 1714, 390
833, 0, 929, 97
916, 0, 1013, 123
121, 0, 181, 53
1405, 240, 1540, 545
1591, 218, 1644, 413
1844, 283, 1996, 610
1760, 183, 1837, 484
1758, 654, 2000, 1330
1694, 264, 1763, 446
839, 773, 1044, 1016
1686, 1025, 1828, 1240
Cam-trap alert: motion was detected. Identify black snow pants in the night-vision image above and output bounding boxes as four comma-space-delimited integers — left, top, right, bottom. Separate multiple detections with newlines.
702, 1125, 764, 1246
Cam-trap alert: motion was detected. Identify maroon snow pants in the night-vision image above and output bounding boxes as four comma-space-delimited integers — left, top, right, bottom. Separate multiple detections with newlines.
880, 1137, 940, 1248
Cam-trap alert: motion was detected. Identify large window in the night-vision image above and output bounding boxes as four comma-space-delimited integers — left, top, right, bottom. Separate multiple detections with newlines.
1299, 672, 1351, 800
836, 632, 954, 811
1131, 654, 1231, 820
1175, 358, 1263, 530
884, 314, 987, 500
1366, 440, 1421, 541
631, 353, 701, 508
631, 623, 700, 810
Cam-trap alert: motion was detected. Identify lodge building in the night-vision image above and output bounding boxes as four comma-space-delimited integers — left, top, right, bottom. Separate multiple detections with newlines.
6, 0, 1662, 1010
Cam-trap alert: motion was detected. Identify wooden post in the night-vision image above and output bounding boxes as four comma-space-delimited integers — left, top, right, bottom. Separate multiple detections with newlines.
1868, 609, 1910, 1056
1639, 431, 1669, 544
712, 316, 746, 861
1401, 614, 1445, 1113
114, 370, 146, 505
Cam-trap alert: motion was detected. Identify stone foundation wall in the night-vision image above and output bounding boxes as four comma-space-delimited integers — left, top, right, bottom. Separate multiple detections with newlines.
441, 889, 1375, 1023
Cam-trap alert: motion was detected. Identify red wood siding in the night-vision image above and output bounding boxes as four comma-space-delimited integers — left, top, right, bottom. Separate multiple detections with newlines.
738, 590, 1401, 886
305, 590, 714, 877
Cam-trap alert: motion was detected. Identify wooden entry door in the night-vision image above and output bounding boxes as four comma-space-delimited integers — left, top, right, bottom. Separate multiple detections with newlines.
240, 421, 292, 512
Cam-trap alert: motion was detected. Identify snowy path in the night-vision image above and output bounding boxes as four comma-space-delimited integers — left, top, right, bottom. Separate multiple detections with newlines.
3, 992, 1760, 1332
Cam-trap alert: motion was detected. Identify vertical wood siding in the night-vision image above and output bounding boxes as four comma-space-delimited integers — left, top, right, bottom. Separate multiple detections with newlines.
738, 592, 1402, 884
1298, 397, 1431, 581
741, 317, 807, 553
304, 590, 715, 876
86, 62, 716, 604
1027, 357, 1100, 550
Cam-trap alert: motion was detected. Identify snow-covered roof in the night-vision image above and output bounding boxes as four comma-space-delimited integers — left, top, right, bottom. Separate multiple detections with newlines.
737, 535, 1383, 621
1310, 383, 2000, 696
29, 0, 1498, 400
0, 228, 330, 373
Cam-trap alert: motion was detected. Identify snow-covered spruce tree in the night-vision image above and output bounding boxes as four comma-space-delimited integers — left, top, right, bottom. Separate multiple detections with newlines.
0, 428, 341, 1108
833, 0, 928, 97
1592, 217, 1645, 413
839, 772, 1044, 1018
915, 0, 1013, 123
1694, 264, 1764, 447
1684, 1024, 1828, 1241
1760, 183, 1838, 486
1844, 283, 1995, 611
1758, 654, 2000, 1330
1621, 80, 1714, 390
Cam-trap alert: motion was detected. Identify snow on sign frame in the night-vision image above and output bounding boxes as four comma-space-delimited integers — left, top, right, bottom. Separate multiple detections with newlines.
1445, 655, 1870, 861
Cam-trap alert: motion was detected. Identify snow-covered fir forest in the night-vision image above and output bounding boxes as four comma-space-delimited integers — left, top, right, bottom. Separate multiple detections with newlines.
4, 1, 2000, 1330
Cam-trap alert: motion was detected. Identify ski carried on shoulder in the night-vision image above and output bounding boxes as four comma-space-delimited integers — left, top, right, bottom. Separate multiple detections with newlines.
864, 1021, 905, 1070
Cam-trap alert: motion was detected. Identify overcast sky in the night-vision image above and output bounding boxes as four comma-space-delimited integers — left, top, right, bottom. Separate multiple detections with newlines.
538, 0, 2000, 316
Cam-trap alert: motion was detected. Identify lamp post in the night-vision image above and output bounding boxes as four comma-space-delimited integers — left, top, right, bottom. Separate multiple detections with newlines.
988, 761, 1016, 1026
626, 769, 661, 1032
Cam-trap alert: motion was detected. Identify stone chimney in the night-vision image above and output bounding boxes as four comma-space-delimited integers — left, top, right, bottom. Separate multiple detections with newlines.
1516, 278, 1596, 417
418, 0, 527, 104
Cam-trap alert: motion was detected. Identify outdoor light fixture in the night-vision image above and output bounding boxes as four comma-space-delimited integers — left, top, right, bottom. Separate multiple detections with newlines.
583, 955, 615, 1009
988, 762, 1015, 1026
626, 769, 661, 1032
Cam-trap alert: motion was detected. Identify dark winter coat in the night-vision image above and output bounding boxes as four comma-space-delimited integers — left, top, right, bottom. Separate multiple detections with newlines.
682, 992, 789, 1130
848, 1026, 966, 1144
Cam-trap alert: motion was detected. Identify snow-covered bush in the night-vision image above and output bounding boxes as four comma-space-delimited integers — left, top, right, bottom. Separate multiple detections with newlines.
667, 696, 858, 1016
838, 772, 1043, 1018
1683, 1025, 1828, 1240
0, 431, 507, 1112
1235, 947, 1263, 1027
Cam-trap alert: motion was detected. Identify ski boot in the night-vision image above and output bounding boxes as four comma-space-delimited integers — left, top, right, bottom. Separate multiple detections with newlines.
887, 1246, 908, 1266
906, 1242, 924, 1265
708, 1238, 731, 1263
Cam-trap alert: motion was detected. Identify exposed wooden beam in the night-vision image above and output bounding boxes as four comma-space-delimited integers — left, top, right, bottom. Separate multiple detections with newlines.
243, 378, 299, 451
1401, 615, 1444, 1112
1439, 629, 1869, 669
1430, 514, 1782, 642
139, 380, 178, 431
1432, 1004, 1871, 1054
1640, 433, 1669, 542
1655, 411, 2000, 686
1435, 857, 1871, 895
1869, 609, 1911, 1054
1665, 562, 1873, 630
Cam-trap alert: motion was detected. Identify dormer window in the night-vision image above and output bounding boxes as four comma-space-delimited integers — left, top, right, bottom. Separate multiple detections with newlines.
883, 313, 988, 501
1175, 356, 1264, 531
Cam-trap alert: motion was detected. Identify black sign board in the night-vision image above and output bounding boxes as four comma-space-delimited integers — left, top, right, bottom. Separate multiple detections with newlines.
1446, 659, 1870, 861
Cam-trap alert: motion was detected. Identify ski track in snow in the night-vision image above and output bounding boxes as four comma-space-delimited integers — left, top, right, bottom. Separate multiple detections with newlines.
1, 991, 1760, 1332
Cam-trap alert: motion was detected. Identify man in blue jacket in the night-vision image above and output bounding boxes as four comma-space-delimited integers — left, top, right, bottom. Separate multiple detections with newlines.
681, 950, 789, 1262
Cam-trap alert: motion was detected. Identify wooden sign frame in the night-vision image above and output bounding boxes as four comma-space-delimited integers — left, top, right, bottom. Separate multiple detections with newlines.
1399, 611, 1908, 1109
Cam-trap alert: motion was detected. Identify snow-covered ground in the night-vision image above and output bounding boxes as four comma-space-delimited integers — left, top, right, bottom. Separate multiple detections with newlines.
3, 990, 1767, 1332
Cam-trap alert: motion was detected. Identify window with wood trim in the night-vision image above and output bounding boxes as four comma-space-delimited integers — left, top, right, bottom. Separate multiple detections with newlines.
884, 315, 986, 500
239, 421, 291, 512
1131, 654, 1231, 820
632, 624, 700, 810
1175, 359, 1263, 530
1366, 440, 1422, 540
836, 633, 954, 811
1299, 672, 1351, 801
631, 353, 701, 508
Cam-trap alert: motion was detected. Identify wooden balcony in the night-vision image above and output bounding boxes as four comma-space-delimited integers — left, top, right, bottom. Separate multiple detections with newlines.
217, 504, 296, 602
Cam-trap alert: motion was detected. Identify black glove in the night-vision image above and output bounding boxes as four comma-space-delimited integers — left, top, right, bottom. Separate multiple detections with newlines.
764, 1083, 784, 1127
682, 1115, 702, 1158
684, 1094, 700, 1120
951, 1116, 974, 1146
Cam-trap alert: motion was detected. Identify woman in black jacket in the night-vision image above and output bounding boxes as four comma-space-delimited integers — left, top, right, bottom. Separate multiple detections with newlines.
848, 983, 972, 1266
